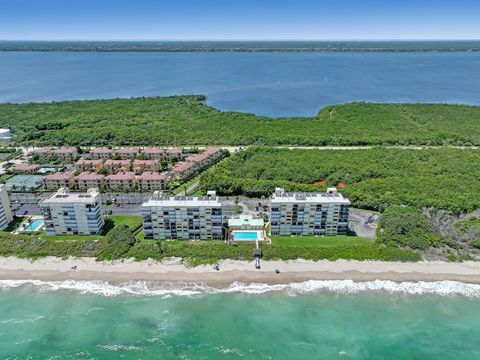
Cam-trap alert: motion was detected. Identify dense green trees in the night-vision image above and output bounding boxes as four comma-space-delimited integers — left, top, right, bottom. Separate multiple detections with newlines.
199, 147, 480, 213
377, 206, 445, 250
2, 96, 480, 146
99, 224, 137, 259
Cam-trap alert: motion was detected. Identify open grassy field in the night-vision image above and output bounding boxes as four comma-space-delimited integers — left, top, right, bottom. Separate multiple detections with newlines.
33, 216, 143, 241
271, 235, 374, 248
2, 96, 480, 146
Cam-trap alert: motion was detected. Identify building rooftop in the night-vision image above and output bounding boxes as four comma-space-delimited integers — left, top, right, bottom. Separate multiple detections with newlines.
228, 215, 264, 227
91, 147, 114, 154
142, 191, 221, 208
42, 187, 100, 204
12, 163, 40, 171
138, 171, 166, 180
43, 171, 73, 180
105, 159, 131, 166
171, 161, 196, 173
75, 172, 105, 180
106, 171, 136, 180
134, 159, 158, 165
117, 147, 139, 154
142, 147, 163, 154
53, 147, 77, 154
165, 147, 183, 154
271, 187, 351, 205
76, 159, 103, 165
31, 147, 54, 154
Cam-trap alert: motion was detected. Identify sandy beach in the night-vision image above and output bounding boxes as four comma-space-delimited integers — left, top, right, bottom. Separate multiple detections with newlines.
1, 256, 480, 285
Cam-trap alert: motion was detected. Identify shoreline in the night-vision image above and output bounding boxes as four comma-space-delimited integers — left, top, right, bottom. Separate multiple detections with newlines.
1, 257, 480, 285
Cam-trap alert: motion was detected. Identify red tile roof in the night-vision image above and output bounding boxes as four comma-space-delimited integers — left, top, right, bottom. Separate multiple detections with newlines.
137, 171, 166, 180
76, 159, 103, 166
105, 159, 131, 166
75, 172, 105, 180
12, 163, 40, 171
53, 147, 77, 154
91, 147, 114, 154
172, 161, 195, 173
106, 172, 136, 180
43, 171, 74, 180
117, 147, 139, 154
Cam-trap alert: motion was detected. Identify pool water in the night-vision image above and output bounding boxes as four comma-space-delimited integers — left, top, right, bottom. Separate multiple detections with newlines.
233, 231, 259, 240
24, 219, 44, 231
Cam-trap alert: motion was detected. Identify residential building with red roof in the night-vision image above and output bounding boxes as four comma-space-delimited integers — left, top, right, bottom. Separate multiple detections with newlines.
116, 147, 139, 160
137, 172, 166, 191
74, 172, 105, 190
53, 147, 78, 161
75, 159, 104, 172
104, 159, 131, 174
105, 172, 136, 191
133, 160, 159, 174
43, 171, 74, 190
11, 163, 40, 173
90, 147, 114, 160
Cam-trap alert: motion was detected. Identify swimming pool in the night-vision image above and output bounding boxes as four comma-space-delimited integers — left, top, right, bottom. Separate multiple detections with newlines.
233, 232, 259, 240
24, 219, 44, 232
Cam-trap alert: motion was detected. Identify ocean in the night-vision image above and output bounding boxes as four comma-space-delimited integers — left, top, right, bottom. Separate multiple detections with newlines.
0, 51, 480, 116
1, 280, 480, 359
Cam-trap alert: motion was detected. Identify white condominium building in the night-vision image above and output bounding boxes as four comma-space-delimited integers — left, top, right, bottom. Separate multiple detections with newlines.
40, 188, 104, 236
0, 185, 13, 231
270, 187, 350, 236
141, 191, 223, 240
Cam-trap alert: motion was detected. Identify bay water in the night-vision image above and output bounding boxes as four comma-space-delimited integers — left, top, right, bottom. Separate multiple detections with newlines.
0, 51, 479, 116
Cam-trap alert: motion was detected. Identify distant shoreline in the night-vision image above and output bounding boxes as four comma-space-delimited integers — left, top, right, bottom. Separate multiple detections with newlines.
1, 40, 480, 52
1, 257, 480, 285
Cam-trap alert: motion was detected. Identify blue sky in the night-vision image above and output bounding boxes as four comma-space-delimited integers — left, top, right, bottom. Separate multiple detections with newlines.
1, 0, 479, 40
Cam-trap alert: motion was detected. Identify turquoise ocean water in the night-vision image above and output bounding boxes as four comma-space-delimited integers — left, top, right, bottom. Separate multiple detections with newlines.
1, 280, 480, 359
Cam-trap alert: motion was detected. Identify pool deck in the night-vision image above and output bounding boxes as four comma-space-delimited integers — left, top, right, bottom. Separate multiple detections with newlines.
230, 230, 268, 242
15, 216, 45, 233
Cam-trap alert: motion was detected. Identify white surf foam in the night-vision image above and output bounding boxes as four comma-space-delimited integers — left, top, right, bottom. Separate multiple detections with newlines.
1, 279, 480, 297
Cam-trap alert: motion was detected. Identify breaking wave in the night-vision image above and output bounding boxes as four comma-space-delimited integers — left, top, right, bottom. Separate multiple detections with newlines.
1, 279, 480, 297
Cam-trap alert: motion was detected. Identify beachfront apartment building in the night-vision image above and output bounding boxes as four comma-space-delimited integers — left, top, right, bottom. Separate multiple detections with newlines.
141, 191, 223, 240
0, 185, 13, 231
43, 171, 74, 190
75, 159, 104, 172
270, 187, 350, 236
40, 187, 104, 236
74, 172, 105, 190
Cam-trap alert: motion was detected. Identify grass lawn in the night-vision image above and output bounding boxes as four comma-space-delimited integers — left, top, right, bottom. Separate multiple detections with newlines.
271, 234, 374, 248
39, 215, 142, 241
102, 215, 142, 235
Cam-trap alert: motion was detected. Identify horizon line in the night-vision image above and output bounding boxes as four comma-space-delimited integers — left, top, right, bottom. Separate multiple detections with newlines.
1, 39, 480, 42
